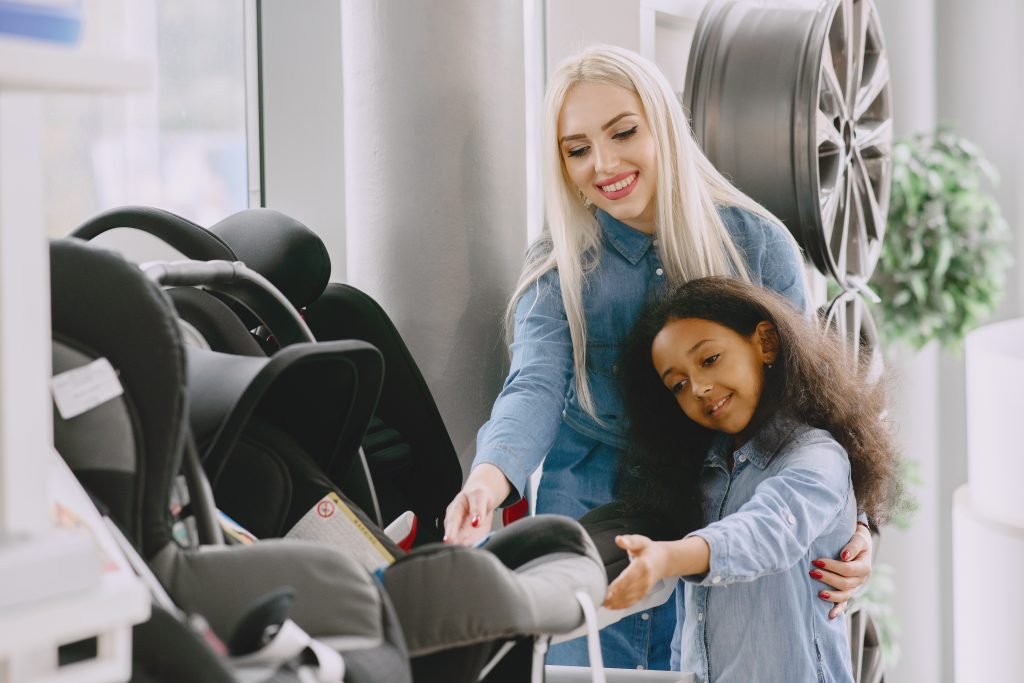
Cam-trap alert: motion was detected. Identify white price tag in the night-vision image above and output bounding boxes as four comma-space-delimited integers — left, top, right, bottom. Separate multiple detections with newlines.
51, 357, 124, 420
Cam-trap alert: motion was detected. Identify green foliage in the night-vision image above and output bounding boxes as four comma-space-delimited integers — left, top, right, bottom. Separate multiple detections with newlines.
872, 129, 1011, 351
888, 458, 921, 531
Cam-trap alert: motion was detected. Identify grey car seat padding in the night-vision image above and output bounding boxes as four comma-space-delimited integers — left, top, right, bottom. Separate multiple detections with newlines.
383, 515, 606, 657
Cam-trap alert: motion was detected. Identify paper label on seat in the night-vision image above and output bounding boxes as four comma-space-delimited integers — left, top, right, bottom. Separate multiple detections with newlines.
51, 357, 124, 420
286, 492, 395, 571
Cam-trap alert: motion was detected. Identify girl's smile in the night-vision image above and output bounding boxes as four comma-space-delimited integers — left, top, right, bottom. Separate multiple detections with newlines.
706, 393, 732, 417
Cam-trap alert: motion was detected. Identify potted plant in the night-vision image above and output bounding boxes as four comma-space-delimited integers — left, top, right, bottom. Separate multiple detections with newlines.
871, 128, 1011, 350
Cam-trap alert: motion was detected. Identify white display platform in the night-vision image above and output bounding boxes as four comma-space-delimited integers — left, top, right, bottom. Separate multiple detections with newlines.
952, 485, 1024, 683
956, 317, 1024, 682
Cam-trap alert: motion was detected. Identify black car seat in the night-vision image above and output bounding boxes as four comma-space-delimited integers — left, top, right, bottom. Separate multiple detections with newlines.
209, 209, 463, 536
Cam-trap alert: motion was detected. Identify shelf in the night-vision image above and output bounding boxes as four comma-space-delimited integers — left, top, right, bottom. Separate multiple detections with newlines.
0, 559, 149, 657
0, 35, 151, 93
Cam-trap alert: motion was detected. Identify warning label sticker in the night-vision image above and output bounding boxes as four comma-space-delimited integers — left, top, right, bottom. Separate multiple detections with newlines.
286, 492, 395, 571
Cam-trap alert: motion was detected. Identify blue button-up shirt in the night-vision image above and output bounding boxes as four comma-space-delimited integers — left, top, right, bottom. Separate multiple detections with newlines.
676, 412, 856, 682
473, 206, 808, 507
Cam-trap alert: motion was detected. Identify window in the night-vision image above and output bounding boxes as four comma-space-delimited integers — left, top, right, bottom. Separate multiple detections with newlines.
42, 0, 248, 241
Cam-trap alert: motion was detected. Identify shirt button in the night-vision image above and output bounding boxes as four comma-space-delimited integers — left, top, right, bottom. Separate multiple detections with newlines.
787, 513, 796, 525
636, 665, 645, 670
697, 611, 704, 622
655, 267, 664, 276
737, 454, 747, 463
711, 575, 722, 584
640, 612, 650, 621
652, 238, 659, 246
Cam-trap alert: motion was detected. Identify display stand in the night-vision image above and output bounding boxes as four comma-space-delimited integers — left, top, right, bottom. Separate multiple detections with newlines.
953, 318, 1024, 682
0, 31, 152, 683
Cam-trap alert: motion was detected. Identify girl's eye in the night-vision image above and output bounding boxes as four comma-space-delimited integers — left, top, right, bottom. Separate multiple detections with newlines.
670, 378, 689, 394
702, 354, 720, 367
612, 125, 638, 141
566, 145, 589, 158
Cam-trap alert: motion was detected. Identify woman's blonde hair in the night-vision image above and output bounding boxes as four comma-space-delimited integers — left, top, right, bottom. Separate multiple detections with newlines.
508, 44, 800, 417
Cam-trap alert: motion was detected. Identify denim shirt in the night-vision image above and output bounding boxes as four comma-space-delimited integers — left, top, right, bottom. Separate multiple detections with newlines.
675, 412, 856, 683
473, 206, 808, 499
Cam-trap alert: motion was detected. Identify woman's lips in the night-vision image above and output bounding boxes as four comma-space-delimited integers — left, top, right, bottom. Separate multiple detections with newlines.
596, 172, 638, 200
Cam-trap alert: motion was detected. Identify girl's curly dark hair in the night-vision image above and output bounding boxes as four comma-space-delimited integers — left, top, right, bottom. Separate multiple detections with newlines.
618, 276, 904, 534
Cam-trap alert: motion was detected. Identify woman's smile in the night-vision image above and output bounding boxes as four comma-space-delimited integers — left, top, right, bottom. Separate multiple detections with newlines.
597, 171, 639, 199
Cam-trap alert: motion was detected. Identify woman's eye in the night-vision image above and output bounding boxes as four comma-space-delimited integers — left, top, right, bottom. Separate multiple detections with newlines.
566, 145, 589, 158
612, 125, 638, 141
671, 378, 689, 394
702, 354, 720, 367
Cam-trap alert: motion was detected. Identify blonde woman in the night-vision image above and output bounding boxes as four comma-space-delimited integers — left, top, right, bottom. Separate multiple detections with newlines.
443, 45, 873, 670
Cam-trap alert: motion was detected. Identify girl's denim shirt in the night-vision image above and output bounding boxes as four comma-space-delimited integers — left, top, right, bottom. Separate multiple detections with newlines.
674, 411, 856, 682
473, 206, 808, 498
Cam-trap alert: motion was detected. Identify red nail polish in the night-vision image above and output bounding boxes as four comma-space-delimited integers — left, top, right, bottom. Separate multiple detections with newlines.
809, 570, 823, 579
471, 515, 480, 528
812, 560, 826, 569
841, 550, 851, 561
820, 591, 831, 600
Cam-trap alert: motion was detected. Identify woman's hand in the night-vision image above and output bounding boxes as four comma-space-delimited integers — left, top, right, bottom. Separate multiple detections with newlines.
604, 535, 669, 610
810, 523, 874, 619
443, 463, 511, 546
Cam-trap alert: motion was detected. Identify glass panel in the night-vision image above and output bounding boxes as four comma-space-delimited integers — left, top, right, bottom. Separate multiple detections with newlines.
42, 0, 247, 240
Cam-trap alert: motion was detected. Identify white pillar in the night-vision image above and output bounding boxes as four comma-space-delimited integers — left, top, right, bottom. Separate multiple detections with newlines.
341, 1, 530, 468
258, 0, 347, 281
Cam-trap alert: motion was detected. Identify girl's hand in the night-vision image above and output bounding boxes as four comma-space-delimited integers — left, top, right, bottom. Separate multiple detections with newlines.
443, 464, 510, 546
810, 523, 874, 619
604, 535, 668, 610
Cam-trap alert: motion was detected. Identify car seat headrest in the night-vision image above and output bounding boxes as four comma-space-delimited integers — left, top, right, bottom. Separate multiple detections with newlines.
208, 209, 331, 310
50, 237, 188, 557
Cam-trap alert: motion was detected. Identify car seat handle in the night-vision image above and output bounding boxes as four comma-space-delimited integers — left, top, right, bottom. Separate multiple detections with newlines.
142, 259, 316, 348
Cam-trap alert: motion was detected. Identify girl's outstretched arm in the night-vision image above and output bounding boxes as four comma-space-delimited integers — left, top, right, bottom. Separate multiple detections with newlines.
604, 534, 710, 610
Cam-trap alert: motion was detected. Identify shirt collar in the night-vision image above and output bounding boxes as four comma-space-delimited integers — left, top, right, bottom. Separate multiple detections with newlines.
596, 210, 654, 265
704, 410, 803, 470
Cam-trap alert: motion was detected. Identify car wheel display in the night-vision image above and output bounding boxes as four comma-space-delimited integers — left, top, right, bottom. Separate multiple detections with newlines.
686, 0, 892, 288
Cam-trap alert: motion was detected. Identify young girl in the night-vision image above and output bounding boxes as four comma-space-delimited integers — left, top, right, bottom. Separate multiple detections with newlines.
605, 276, 903, 682
443, 44, 874, 669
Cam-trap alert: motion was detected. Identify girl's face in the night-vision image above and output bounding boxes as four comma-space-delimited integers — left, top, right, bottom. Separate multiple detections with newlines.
651, 317, 778, 442
557, 81, 658, 234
